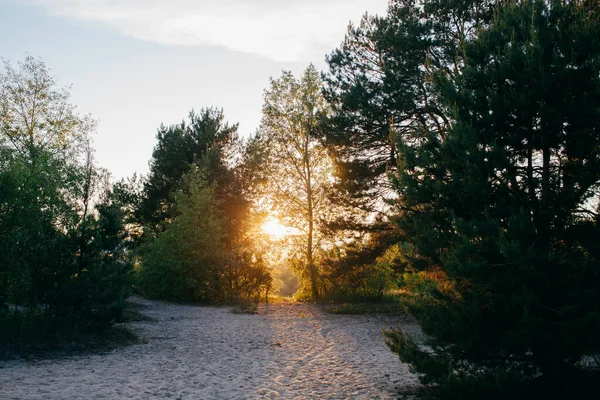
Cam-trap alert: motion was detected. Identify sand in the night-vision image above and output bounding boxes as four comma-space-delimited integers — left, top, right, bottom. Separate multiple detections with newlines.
0, 298, 421, 399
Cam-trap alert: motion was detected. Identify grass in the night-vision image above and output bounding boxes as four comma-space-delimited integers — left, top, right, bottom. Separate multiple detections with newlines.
323, 292, 407, 315
0, 323, 141, 361
266, 294, 297, 304
0, 302, 149, 361
231, 300, 259, 314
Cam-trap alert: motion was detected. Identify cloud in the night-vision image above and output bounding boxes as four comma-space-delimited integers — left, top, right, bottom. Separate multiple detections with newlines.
28, 0, 389, 62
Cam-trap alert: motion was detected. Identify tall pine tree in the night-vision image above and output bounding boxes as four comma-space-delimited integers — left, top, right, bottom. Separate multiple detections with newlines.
385, 1, 600, 397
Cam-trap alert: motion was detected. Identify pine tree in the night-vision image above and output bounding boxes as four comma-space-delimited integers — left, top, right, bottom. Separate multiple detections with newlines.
138, 108, 238, 233
321, 0, 495, 282
323, 0, 493, 211
385, 1, 600, 397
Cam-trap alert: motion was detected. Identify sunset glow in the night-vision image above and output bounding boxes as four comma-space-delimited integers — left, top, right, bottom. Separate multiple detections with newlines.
261, 218, 289, 240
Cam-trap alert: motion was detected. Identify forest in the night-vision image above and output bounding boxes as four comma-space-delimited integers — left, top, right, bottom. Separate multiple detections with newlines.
1, 0, 599, 398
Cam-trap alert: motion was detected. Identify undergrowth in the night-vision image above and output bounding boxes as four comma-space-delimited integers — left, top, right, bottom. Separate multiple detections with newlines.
0, 301, 149, 361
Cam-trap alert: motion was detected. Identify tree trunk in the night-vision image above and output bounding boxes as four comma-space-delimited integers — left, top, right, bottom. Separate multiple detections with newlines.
307, 214, 318, 301
539, 140, 551, 258
527, 138, 537, 223
306, 131, 318, 301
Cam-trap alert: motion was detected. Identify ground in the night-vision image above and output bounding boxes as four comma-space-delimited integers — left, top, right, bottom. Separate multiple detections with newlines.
0, 298, 421, 399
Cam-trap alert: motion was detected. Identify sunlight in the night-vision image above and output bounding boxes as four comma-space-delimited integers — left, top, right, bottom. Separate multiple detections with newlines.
262, 218, 289, 240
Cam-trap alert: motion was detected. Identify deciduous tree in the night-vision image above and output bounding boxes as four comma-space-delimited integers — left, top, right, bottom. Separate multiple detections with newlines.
259, 65, 334, 299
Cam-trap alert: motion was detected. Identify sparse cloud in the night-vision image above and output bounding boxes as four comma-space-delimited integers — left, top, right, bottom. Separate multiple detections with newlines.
27, 0, 389, 62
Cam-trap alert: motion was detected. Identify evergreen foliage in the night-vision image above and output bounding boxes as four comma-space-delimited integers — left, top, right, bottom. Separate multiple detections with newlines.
137, 168, 272, 303
378, 1, 600, 397
137, 170, 225, 302
138, 108, 238, 234
321, 231, 403, 300
321, 0, 494, 291
323, 0, 493, 210
135, 110, 271, 304
324, 0, 600, 396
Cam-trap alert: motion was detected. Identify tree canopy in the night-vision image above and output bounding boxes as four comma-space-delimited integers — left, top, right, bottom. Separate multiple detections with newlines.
376, 0, 600, 397
258, 65, 335, 299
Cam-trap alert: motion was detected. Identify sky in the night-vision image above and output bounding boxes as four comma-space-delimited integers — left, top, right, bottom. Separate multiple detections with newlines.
0, 0, 388, 179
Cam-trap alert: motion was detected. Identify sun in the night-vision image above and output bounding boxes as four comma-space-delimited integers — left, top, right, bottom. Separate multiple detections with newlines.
261, 218, 289, 240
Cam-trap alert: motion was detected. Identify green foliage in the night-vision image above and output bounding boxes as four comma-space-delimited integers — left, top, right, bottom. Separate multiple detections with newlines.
327, 296, 404, 315
259, 65, 335, 300
319, 0, 492, 298
287, 258, 316, 301
0, 310, 139, 361
56, 203, 133, 331
222, 251, 273, 302
272, 266, 300, 297
326, 0, 600, 397
137, 168, 272, 303
322, 247, 398, 301
138, 108, 238, 234
0, 57, 132, 346
323, 0, 493, 210
379, 1, 600, 397
320, 232, 405, 301
133, 107, 272, 304
137, 169, 225, 302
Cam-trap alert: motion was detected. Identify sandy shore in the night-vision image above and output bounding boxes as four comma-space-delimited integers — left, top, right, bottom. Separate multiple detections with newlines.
0, 298, 421, 399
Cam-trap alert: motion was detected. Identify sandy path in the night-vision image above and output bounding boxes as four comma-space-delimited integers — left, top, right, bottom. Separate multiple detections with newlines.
0, 298, 421, 399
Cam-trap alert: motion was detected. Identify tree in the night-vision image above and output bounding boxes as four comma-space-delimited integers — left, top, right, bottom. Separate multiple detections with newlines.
136, 107, 273, 303
138, 108, 238, 233
137, 169, 226, 302
0, 56, 132, 338
384, 1, 600, 397
0, 56, 94, 158
320, 0, 496, 287
259, 65, 334, 300
323, 0, 493, 211
0, 56, 92, 309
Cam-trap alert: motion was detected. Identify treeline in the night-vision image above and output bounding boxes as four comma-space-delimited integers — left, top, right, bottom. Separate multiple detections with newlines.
0, 59, 273, 347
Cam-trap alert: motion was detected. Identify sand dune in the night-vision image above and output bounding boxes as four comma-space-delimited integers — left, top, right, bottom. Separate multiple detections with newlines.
0, 298, 421, 399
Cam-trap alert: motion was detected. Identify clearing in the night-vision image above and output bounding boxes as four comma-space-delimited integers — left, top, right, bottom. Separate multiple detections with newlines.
0, 298, 420, 399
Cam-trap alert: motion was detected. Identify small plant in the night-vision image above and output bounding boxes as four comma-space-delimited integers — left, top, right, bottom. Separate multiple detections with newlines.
231, 298, 259, 314
328, 302, 404, 315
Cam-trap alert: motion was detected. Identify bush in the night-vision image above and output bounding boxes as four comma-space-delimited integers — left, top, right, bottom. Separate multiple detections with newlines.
0, 202, 133, 348
321, 243, 401, 301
